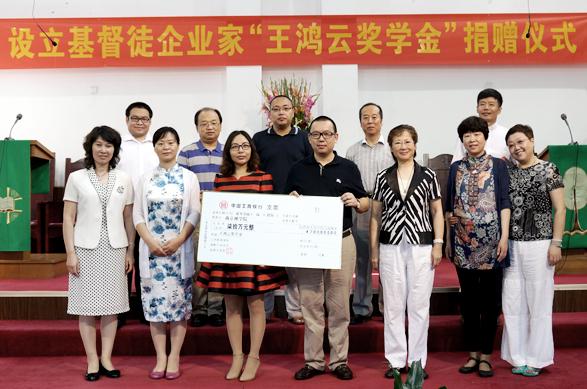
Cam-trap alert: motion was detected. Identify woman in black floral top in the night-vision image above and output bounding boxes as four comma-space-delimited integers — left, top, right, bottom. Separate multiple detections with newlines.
501, 124, 565, 378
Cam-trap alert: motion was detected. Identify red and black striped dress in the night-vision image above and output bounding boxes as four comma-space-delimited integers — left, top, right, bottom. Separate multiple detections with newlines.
196, 170, 288, 296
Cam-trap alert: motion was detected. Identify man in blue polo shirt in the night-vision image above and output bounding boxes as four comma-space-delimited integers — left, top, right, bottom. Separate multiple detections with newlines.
286, 115, 369, 381
253, 95, 312, 324
178, 107, 225, 328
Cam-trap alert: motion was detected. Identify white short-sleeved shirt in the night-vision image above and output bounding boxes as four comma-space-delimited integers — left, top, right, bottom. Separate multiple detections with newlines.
117, 133, 159, 190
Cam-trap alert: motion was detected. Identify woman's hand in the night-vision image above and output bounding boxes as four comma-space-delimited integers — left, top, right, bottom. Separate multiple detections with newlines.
162, 237, 182, 256
371, 256, 379, 271
496, 237, 508, 262
447, 215, 458, 226
66, 252, 80, 276
147, 239, 166, 257
548, 245, 562, 266
431, 244, 442, 268
124, 252, 134, 274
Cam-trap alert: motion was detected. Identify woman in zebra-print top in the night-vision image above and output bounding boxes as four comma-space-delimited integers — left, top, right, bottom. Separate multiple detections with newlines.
370, 124, 444, 380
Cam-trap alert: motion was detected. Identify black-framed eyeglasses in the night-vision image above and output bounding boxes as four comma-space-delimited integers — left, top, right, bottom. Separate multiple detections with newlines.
129, 116, 150, 123
230, 143, 251, 151
309, 131, 336, 140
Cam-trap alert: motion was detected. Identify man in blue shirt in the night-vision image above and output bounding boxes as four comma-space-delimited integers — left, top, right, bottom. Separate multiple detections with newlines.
178, 107, 225, 327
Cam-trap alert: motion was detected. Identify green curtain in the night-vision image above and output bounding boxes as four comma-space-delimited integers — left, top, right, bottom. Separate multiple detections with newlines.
549, 145, 587, 249
0, 140, 31, 251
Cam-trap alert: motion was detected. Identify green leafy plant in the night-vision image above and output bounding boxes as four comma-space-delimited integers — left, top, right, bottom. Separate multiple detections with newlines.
393, 360, 447, 389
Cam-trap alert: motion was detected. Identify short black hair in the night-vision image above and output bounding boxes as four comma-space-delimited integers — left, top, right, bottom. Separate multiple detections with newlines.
457, 116, 489, 142
309, 115, 337, 133
477, 88, 503, 107
152, 126, 180, 145
125, 101, 153, 119
359, 102, 383, 120
506, 124, 534, 143
269, 95, 293, 108
194, 107, 223, 126
83, 126, 122, 169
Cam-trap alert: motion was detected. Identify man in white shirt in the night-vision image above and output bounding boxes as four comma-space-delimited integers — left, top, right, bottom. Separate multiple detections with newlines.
117, 102, 159, 326
346, 103, 393, 325
451, 89, 509, 163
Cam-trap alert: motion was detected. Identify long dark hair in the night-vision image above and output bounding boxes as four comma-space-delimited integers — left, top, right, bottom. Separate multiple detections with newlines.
82, 126, 121, 169
220, 130, 260, 176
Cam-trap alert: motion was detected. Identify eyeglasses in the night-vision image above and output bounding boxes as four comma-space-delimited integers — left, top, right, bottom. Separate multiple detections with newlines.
129, 116, 150, 123
309, 131, 336, 140
198, 121, 219, 128
392, 140, 414, 147
230, 143, 251, 151
270, 106, 293, 113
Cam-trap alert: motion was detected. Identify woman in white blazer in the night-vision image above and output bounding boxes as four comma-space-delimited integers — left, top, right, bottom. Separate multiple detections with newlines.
63, 126, 134, 381
133, 127, 200, 380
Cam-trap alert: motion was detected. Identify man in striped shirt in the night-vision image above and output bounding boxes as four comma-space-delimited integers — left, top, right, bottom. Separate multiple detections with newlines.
178, 107, 225, 327
346, 103, 394, 325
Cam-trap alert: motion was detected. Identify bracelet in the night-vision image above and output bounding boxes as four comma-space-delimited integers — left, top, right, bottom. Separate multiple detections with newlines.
433, 239, 444, 245
551, 239, 562, 248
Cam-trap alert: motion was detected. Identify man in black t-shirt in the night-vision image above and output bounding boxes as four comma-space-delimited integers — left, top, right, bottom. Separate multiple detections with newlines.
286, 116, 369, 381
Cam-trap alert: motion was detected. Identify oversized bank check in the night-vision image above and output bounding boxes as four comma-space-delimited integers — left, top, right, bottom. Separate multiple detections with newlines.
197, 191, 344, 269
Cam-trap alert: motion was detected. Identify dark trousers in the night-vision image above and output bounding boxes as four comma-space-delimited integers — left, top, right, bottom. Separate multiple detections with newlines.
456, 266, 503, 355
125, 234, 145, 321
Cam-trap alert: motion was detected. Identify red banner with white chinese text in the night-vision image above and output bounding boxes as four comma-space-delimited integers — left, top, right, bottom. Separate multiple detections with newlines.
1, 13, 584, 69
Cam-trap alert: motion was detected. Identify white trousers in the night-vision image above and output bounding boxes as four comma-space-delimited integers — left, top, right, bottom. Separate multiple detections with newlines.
379, 240, 434, 368
501, 240, 555, 369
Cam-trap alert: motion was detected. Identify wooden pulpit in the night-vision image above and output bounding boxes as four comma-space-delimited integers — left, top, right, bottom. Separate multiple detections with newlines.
0, 140, 65, 278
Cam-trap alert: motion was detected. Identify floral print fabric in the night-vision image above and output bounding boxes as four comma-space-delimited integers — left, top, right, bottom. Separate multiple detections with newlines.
453, 154, 500, 270
141, 164, 192, 322
509, 160, 563, 241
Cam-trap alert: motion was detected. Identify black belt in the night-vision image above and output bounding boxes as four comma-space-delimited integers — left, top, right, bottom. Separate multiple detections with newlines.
342, 229, 352, 238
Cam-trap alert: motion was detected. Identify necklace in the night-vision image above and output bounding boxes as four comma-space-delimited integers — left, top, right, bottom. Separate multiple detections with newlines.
520, 155, 539, 169
397, 165, 414, 198
95, 169, 109, 180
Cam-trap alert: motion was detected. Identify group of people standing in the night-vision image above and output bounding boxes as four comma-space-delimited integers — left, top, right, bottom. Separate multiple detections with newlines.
63, 88, 565, 383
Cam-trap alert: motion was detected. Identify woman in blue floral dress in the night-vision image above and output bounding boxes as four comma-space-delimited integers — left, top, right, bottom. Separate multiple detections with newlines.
445, 116, 511, 378
134, 127, 200, 380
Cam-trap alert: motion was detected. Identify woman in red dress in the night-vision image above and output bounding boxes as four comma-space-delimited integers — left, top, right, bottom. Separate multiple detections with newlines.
197, 130, 287, 382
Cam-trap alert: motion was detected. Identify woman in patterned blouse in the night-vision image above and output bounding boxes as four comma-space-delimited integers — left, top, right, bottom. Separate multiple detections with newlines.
370, 125, 444, 380
501, 125, 565, 377
197, 130, 287, 382
445, 116, 511, 378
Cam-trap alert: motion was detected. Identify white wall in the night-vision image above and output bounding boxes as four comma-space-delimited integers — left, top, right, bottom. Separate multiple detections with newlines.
1, 0, 586, 185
